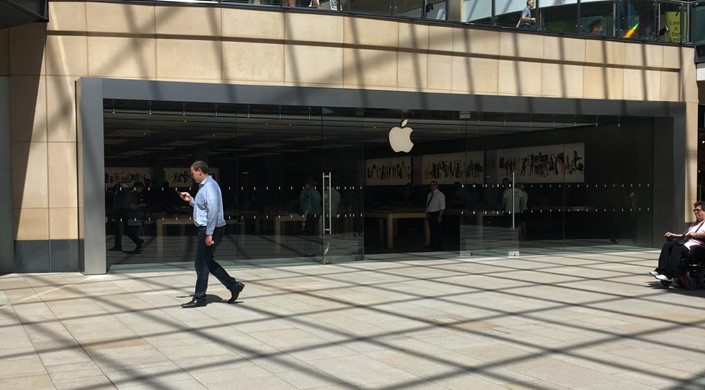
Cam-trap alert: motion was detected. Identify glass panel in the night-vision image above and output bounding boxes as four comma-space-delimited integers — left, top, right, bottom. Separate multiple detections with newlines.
692, 1, 705, 43
617, 0, 657, 41
658, 1, 685, 43
103, 99, 657, 267
393, 0, 425, 18
458, 113, 655, 257
495, 0, 533, 29
321, 108, 365, 263
235, 105, 325, 263
580, 0, 616, 38
362, 109, 461, 257
449, 0, 492, 24
345, 0, 392, 16
426, 0, 449, 21
541, 0, 579, 34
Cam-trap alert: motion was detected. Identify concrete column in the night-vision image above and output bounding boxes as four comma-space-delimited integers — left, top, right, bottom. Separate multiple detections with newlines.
0, 77, 13, 273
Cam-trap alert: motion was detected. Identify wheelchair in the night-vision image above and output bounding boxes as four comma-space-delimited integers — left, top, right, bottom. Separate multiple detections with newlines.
661, 246, 705, 289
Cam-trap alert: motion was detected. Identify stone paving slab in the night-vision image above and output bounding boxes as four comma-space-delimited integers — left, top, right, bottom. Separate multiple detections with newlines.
2, 250, 705, 389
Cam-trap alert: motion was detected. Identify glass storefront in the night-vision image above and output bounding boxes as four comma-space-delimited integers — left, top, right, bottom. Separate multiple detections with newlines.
103, 100, 656, 270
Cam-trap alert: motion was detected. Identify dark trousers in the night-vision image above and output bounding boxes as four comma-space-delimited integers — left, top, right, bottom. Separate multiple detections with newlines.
427, 211, 442, 249
656, 241, 690, 278
193, 226, 238, 301
502, 212, 522, 228
112, 210, 141, 249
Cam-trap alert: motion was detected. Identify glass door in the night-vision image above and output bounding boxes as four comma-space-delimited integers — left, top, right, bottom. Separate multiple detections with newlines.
320, 107, 365, 263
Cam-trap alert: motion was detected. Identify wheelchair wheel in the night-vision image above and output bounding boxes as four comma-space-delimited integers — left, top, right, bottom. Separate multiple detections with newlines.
685, 275, 698, 290
697, 269, 705, 289
660, 280, 672, 288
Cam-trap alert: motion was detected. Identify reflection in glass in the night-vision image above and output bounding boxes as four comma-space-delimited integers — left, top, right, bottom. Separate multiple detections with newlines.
452, 0, 492, 24
213, 0, 697, 42
581, 1, 616, 38
659, 1, 685, 43
541, 0, 579, 34
104, 102, 656, 268
692, 1, 705, 43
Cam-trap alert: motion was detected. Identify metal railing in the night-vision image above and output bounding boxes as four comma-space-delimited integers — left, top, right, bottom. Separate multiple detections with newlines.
191, 0, 700, 44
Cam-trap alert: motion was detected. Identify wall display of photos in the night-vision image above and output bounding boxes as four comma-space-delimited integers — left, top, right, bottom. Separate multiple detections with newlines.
365, 157, 412, 186
105, 167, 219, 188
421, 151, 485, 184
105, 167, 151, 187
496, 143, 585, 183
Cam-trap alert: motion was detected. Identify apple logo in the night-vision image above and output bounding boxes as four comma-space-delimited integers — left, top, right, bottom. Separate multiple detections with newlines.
389, 119, 414, 153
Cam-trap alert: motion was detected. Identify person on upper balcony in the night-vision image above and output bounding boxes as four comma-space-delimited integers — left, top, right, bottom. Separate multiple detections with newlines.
517, 0, 537, 29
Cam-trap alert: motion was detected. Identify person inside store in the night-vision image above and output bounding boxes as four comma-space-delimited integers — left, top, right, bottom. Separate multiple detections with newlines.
179, 161, 245, 308
651, 201, 705, 283
301, 177, 323, 256
425, 180, 446, 250
109, 183, 130, 252
501, 181, 526, 230
124, 181, 147, 253
452, 181, 469, 210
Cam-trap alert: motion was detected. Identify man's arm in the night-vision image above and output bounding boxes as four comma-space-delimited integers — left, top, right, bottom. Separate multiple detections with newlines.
179, 192, 193, 205
204, 186, 220, 236
438, 193, 445, 220
521, 9, 535, 23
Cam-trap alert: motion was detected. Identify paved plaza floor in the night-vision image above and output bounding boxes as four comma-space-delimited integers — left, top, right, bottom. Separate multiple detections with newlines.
2, 249, 705, 389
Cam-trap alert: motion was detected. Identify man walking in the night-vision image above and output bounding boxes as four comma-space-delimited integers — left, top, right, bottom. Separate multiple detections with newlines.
179, 161, 244, 308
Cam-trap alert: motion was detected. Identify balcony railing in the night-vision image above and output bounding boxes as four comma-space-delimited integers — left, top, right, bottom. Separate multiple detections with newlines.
179, 0, 701, 44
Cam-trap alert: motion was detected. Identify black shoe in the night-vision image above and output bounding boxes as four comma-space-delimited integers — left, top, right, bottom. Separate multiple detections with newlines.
181, 299, 207, 308
228, 282, 245, 304
135, 239, 144, 251
108, 247, 122, 251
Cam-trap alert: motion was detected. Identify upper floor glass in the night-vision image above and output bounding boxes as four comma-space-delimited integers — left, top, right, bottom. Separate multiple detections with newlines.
171, 0, 702, 44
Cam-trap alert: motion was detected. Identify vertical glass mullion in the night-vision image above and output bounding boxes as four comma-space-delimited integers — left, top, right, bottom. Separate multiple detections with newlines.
491, 0, 495, 27
576, 0, 581, 34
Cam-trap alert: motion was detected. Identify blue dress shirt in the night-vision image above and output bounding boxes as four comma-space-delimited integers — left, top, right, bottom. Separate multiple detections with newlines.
189, 175, 226, 235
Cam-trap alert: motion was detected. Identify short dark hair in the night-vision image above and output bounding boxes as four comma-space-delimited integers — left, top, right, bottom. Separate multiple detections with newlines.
589, 19, 602, 29
191, 160, 209, 174
695, 201, 705, 210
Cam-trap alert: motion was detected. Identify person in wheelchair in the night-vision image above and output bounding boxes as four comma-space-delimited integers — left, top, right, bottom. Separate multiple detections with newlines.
651, 201, 705, 282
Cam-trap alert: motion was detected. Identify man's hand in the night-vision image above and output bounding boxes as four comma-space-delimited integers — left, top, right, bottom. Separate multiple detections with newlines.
179, 192, 192, 203
205, 235, 214, 246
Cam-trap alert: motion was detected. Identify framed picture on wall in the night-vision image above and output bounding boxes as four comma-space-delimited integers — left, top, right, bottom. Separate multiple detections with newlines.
496, 143, 585, 183
163, 167, 219, 188
421, 151, 485, 184
105, 167, 220, 188
365, 157, 411, 186
105, 167, 151, 187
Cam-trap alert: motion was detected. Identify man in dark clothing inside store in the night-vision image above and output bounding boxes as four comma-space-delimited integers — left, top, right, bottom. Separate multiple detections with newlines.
425, 180, 446, 250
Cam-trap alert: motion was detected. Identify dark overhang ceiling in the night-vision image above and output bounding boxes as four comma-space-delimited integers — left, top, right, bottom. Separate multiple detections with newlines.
0, 0, 48, 29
